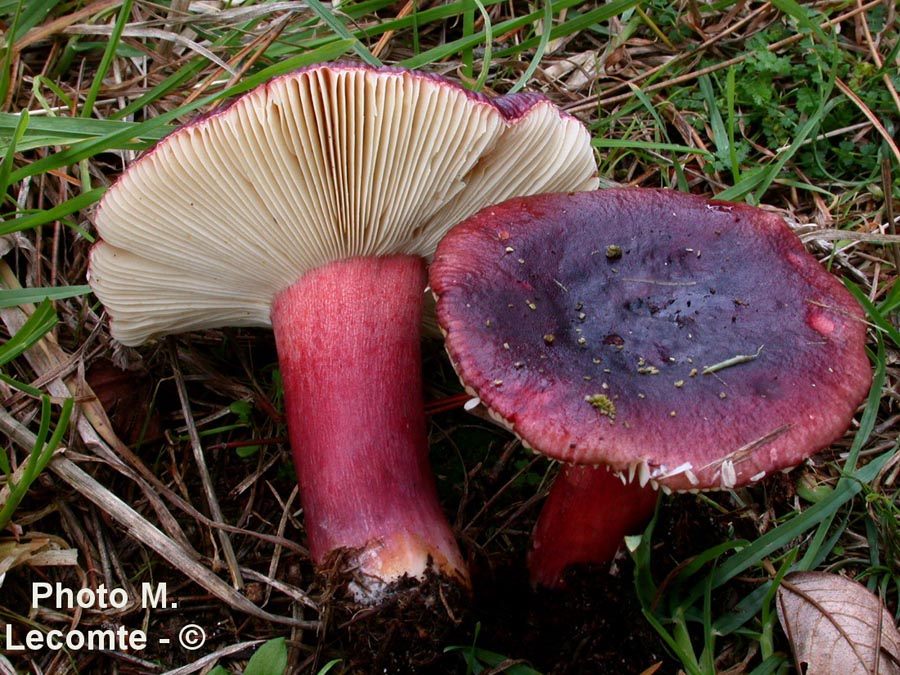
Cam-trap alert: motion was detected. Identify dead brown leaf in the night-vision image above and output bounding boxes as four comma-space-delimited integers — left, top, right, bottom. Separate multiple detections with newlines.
777, 570, 900, 675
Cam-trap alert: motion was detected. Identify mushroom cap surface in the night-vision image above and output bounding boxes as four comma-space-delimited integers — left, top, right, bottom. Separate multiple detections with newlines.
89, 63, 598, 346
430, 188, 872, 491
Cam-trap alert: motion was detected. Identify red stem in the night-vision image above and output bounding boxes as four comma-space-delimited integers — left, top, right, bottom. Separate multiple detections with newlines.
271, 255, 467, 599
528, 464, 659, 589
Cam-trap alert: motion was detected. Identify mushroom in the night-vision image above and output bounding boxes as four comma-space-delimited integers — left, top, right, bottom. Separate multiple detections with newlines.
88, 63, 599, 603
429, 188, 872, 588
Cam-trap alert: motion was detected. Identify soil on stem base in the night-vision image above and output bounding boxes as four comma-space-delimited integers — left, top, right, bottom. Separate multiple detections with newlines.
271, 255, 470, 670
316, 549, 470, 674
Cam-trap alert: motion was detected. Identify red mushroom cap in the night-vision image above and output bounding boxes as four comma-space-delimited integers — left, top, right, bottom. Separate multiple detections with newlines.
430, 188, 871, 492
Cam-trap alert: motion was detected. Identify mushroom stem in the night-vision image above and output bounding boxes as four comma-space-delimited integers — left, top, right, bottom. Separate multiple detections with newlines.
528, 465, 659, 589
271, 254, 467, 601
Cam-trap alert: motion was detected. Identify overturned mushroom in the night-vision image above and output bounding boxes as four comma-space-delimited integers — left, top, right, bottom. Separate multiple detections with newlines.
430, 188, 871, 588
89, 63, 598, 605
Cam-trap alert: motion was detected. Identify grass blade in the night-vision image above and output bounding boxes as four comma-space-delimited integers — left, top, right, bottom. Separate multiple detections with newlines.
0, 108, 27, 196
0, 396, 73, 531
0, 299, 58, 366
0, 285, 91, 308
1, 187, 105, 236
508, 0, 553, 93
80, 0, 133, 117
845, 281, 900, 350
303, 0, 381, 66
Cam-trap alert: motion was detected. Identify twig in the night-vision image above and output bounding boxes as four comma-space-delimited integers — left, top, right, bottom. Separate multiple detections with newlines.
169, 340, 245, 591
702, 345, 764, 375
372, 0, 417, 58
621, 278, 697, 287
797, 228, 900, 244
158, 639, 265, 675
62, 25, 237, 76
14, 0, 122, 50
835, 77, 900, 168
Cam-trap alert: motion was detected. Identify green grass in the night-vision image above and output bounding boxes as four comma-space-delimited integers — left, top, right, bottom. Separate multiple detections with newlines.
1, 0, 898, 673
0, 392, 73, 531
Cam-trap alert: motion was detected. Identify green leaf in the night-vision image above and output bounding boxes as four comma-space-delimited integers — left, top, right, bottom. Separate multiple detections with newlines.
845, 280, 900, 350
0, 0, 21, 105
698, 75, 732, 174
244, 637, 288, 675
303, 0, 381, 67
0, 108, 28, 196
493, 0, 641, 58
507, 0, 552, 93
0, 396, 74, 531
715, 97, 833, 203
0, 112, 169, 153
3, 0, 61, 43
400, 0, 629, 68
0, 372, 43, 398
235, 445, 260, 458
593, 138, 714, 159
769, 0, 828, 42
0, 299, 58, 366
316, 660, 343, 675
223, 40, 358, 99
0, 444, 11, 476
449, 645, 544, 674
0, 285, 91, 308
7, 40, 355, 184
228, 400, 253, 422
1, 188, 105, 236
81, 0, 134, 118
629, 500, 661, 609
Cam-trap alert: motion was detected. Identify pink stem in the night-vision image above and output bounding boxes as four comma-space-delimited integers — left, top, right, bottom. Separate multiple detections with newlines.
528, 464, 659, 589
271, 255, 467, 600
